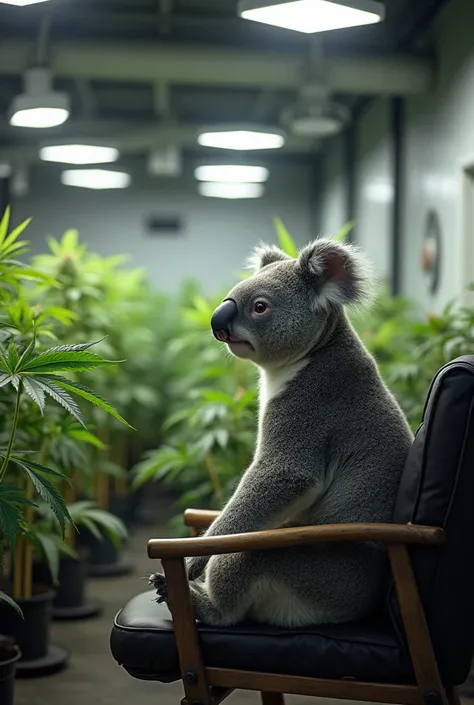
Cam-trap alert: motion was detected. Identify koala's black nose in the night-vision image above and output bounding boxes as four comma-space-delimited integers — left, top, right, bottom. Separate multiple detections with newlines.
211, 299, 238, 339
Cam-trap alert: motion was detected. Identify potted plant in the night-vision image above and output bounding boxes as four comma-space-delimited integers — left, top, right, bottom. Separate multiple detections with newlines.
0, 635, 20, 705
0, 207, 132, 677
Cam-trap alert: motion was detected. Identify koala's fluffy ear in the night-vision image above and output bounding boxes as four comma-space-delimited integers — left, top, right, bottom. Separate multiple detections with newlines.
246, 243, 292, 274
297, 238, 374, 309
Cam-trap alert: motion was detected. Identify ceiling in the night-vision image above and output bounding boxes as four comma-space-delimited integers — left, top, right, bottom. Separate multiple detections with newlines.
0, 0, 449, 168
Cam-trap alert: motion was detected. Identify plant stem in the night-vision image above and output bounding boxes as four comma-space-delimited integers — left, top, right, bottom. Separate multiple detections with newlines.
0, 380, 23, 483
205, 453, 224, 506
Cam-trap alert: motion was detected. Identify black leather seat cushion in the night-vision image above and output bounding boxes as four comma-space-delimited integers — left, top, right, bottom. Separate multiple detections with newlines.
110, 590, 413, 684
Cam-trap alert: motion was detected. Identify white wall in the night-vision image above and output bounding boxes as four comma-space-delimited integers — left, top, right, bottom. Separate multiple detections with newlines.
13, 158, 313, 295
401, 0, 474, 311
316, 0, 474, 312
354, 98, 393, 286
318, 137, 347, 236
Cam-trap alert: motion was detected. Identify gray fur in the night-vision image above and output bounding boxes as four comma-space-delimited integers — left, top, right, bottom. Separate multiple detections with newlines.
150, 238, 413, 628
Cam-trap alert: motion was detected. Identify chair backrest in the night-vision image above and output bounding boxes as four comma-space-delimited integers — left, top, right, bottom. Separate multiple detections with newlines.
388, 355, 474, 686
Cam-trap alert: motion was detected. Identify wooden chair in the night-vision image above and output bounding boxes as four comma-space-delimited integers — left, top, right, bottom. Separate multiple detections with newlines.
110, 356, 474, 705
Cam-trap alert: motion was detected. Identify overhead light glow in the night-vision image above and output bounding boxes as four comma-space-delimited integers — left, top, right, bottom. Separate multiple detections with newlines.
198, 129, 284, 151
40, 144, 119, 165
61, 169, 131, 190
0, 0, 53, 5
238, 0, 385, 34
194, 165, 269, 183
10, 107, 69, 129
9, 67, 70, 129
198, 182, 264, 199
0, 164, 12, 179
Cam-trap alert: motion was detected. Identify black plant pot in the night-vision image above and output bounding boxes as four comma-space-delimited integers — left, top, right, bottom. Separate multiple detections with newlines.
0, 636, 20, 705
0, 585, 68, 678
80, 528, 133, 578
33, 556, 101, 621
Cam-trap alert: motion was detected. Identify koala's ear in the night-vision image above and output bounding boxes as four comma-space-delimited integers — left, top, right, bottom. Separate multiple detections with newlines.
246, 243, 291, 274
297, 239, 374, 309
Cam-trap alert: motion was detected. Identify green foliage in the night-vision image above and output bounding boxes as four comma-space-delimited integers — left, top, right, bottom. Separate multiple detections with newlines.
0, 209, 131, 612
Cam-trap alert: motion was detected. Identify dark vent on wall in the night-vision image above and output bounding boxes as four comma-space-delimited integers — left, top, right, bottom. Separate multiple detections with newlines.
145, 214, 183, 235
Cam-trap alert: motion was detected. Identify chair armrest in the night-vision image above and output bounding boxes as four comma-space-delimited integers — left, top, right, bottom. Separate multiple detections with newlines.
184, 508, 221, 531
148, 522, 445, 559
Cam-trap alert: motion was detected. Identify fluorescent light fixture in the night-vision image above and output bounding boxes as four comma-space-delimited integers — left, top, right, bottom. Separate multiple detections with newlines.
238, 0, 385, 34
198, 128, 284, 151
198, 182, 264, 199
10, 107, 69, 129
9, 67, 70, 128
0, 0, 53, 5
195, 165, 269, 183
40, 144, 119, 165
61, 169, 131, 190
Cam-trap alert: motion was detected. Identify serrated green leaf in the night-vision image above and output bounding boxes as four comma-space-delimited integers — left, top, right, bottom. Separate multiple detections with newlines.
2, 216, 32, 250
0, 349, 10, 374
33, 376, 86, 428
19, 349, 118, 374
0, 484, 33, 549
17, 462, 72, 537
0, 373, 13, 389
17, 327, 37, 368
43, 339, 106, 354
41, 374, 133, 429
22, 378, 46, 412
10, 457, 71, 483
7, 342, 19, 372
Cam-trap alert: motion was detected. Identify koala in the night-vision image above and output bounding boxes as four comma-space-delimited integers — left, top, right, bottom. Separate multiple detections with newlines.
150, 237, 413, 629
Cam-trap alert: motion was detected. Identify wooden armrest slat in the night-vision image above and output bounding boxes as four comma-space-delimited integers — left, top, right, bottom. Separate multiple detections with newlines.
148, 522, 445, 559
184, 508, 221, 530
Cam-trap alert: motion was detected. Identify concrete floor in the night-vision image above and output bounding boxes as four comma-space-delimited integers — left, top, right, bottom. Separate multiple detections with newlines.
13, 508, 474, 705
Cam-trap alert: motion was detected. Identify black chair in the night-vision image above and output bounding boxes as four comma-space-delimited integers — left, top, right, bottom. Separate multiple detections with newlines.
110, 356, 474, 705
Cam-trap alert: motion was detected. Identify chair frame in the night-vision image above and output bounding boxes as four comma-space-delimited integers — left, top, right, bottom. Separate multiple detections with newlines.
147, 509, 453, 705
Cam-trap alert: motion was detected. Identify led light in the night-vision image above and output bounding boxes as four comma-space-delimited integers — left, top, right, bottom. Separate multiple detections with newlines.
61, 169, 131, 190
9, 67, 70, 129
198, 129, 284, 151
0, 0, 53, 5
194, 165, 269, 183
238, 0, 384, 34
10, 107, 69, 129
198, 182, 264, 199
40, 144, 119, 165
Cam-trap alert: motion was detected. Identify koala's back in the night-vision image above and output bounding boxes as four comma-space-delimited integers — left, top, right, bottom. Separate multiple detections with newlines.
261, 320, 413, 529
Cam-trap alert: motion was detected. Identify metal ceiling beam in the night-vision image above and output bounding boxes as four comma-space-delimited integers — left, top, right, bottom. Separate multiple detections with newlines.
0, 40, 434, 95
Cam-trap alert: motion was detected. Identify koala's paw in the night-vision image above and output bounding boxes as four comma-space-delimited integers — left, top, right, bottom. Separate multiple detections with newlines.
186, 555, 209, 581
149, 572, 168, 604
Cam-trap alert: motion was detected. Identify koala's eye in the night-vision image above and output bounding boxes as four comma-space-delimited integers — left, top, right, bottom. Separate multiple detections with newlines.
253, 301, 267, 314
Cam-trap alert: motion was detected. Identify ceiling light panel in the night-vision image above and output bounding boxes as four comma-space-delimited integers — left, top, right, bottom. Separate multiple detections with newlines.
40, 145, 119, 165
198, 129, 284, 151
198, 183, 265, 199
194, 165, 269, 183
61, 169, 131, 190
238, 0, 385, 34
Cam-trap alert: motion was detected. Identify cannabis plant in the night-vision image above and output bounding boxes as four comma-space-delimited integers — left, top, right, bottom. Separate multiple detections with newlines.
0, 209, 131, 612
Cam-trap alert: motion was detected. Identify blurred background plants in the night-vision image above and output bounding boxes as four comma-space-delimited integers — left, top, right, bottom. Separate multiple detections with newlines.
2, 205, 474, 555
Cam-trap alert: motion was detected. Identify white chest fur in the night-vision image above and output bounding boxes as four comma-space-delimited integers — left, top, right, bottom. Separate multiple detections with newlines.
258, 359, 309, 425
